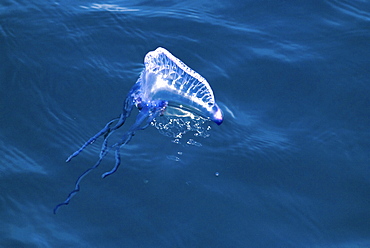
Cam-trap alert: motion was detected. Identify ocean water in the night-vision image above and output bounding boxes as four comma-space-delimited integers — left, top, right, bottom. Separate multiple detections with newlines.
1, 0, 369, 247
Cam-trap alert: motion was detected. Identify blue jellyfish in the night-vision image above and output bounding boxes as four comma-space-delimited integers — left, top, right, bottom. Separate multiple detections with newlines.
54, 47, 223, 213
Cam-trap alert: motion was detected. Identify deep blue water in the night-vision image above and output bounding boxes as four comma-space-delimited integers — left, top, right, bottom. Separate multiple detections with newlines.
1, 0, 370, 247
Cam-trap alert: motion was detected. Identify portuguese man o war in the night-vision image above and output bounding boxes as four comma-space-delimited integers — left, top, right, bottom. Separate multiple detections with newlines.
54, 47, 223, 213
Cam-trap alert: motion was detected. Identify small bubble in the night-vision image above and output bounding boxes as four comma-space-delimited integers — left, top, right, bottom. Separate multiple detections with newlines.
215, 172, 219, 177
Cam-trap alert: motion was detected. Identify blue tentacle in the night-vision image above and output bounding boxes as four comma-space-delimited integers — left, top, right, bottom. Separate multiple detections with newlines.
53, 131, 114, 214
101, 101, 166, 178
55, 97, 136, 213
101, 146, 121, 178
100, 106, 151, 178
55, 99, 166, 213
65, 95, 135, 163
65, 118, 119, 162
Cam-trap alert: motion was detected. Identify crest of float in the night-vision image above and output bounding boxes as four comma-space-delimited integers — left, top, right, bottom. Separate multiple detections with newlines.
135, 47, 223, 125
54, 47, 223, 213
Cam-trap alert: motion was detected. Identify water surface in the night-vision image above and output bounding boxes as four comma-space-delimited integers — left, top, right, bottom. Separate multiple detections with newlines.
1, 1, 369, 247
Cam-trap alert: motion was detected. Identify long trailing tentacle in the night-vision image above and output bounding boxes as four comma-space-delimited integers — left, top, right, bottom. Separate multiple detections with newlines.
54, 97, 136, 213
55, 99, 165, 213
65, 118, 118, 162
100, 106, 152, 178
54, 121, 122, 214
66, 95, 135, 163
101, 103, 166, 178
53, 136, 111, 214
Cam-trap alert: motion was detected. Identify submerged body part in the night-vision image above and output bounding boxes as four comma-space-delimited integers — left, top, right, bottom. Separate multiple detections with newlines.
54, 47, 223, 213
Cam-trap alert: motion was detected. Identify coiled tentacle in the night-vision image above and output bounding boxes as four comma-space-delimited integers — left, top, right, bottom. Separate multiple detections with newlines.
54, 100, 166, 213
65, 95, 135, 163
101, 102, 166, 178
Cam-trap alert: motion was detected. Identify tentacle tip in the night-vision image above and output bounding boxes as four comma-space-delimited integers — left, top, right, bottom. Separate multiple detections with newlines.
101, 172, 109, 179
53, 204, 62, 214
53, 201, 69, 214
